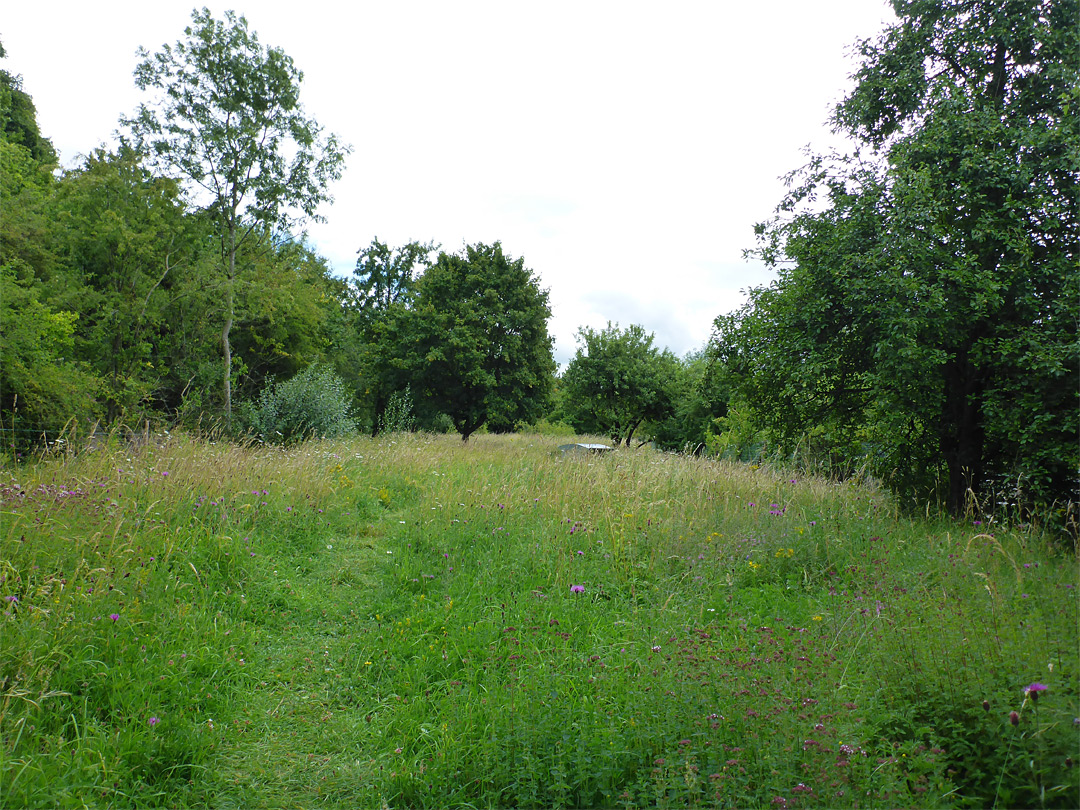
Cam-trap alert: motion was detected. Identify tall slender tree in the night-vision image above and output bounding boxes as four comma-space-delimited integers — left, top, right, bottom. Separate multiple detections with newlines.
123, 8, 349, 423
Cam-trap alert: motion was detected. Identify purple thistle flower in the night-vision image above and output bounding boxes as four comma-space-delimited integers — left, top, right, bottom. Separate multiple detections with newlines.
109, 613, 120, 622
1009, 710, 1020, 726
1026, 683, 1048, 701
149, 716, 160, 726
570, 584, 585, 593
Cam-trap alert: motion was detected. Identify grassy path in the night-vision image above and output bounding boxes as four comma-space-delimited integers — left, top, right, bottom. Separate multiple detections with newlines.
216, 513, 393, 807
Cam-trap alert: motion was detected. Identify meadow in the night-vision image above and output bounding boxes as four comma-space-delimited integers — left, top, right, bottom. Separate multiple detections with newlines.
1, 431, 1076, 808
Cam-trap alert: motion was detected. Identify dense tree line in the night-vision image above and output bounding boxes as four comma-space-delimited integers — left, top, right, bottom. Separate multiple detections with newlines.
1, 2, 1075, 529
0, 11, 718, 452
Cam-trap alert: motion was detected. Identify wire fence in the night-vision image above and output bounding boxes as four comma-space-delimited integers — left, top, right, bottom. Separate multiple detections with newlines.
0, 420, 175, 458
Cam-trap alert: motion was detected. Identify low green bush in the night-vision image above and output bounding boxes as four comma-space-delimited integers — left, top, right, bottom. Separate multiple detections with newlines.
240, 364, 356, 444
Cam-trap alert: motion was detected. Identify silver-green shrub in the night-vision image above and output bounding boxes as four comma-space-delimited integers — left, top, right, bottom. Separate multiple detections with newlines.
241, 365, 356, 444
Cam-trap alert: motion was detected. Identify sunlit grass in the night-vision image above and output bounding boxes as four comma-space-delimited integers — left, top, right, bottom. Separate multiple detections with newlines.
2, 431, 1076, 808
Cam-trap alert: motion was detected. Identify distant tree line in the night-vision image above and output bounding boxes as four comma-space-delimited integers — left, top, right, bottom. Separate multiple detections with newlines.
1, 2, 1075, 530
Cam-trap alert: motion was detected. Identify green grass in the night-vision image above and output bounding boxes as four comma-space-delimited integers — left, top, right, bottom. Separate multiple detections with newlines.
1, 432, 1077, 808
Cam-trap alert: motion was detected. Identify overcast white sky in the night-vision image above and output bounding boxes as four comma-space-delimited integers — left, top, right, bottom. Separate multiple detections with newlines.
3, 1, 895, 366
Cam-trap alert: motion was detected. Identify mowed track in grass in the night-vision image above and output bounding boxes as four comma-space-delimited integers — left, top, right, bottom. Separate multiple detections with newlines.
2, 432, 1077, 808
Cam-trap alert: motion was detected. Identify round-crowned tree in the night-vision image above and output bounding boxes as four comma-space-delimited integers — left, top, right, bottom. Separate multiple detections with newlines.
376, 242, 555, 441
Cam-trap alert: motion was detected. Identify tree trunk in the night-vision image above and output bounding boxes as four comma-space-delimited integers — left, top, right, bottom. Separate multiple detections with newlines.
940, 353, 985, 516
222, 211, 237, 426
370, 390, 386, 437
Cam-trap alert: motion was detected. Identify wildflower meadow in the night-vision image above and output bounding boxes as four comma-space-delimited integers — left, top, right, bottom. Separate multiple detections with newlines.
1, 431, 1077, 808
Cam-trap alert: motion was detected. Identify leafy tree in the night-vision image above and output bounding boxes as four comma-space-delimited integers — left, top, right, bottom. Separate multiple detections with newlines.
353, 237, 438, 318
0, 42, 58, 165
719, 0, 1079, 517
0, 60, 101, 442
378, 242, 555, 441
123, 8, 349, 424
229, 233, 340, 401
0, 95, 57, 286
0, 268, 101, 441
348, 238, 438, 432
51, 148, 192, 421
562, 323, 680, 447
649, 349, 731, 453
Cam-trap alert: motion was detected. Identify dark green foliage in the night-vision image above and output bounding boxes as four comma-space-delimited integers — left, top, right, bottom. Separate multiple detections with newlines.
562, 323, 680, 446
227, 234, 341, 400
648, 349, 731, 453
347, 239, 438, 433
373, 242, 555, 441
51, 147, 193, 421
240, 364, 356, 444
0, 58, 57, 165
716, 0, 1079, 521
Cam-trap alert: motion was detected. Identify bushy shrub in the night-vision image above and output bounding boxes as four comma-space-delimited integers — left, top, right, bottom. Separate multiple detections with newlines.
240, 364, 356, 444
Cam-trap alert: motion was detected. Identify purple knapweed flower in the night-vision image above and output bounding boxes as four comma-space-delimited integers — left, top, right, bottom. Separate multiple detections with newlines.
1025, 683, 1048, 701
3, 595, 17, 603
570, 584, 585, 593
1009, 710, 1020, 726
148, 716, 160, 727
109, 613, 120, 622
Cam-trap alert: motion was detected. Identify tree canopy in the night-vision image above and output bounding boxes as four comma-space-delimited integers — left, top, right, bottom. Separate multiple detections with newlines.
562, 323, 680, 447
353, 237, 438, 319
716, 0, 1079, 518
374, 242, 555, 441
